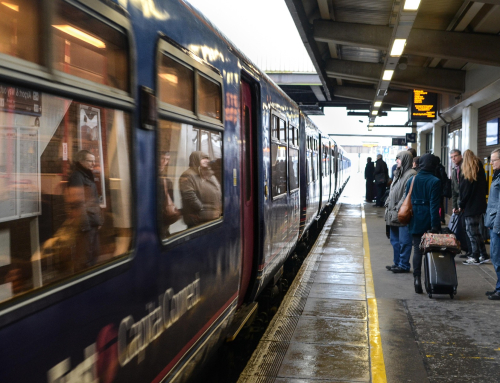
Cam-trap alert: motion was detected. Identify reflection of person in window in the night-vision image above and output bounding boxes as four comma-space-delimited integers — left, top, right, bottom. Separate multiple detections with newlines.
68, 150, 103, 266
159, 151, 180, 236
180, 151, 222, 228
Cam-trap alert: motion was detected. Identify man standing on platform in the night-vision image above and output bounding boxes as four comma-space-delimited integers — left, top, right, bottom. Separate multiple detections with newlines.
364, 157, 375, 202
485, 148, 500, 300
374, 154, 388, 207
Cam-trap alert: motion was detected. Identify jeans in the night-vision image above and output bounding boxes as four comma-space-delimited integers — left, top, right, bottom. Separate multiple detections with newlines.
464, 214, 488, 260
389, 225, 412, 270
489, 229, 500, 291
412, 234, 423, 277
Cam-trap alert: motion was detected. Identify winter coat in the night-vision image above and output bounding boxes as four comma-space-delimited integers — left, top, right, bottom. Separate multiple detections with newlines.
459, 160, 487, 217
374, 158, 388, 184
67, 162, 103, 231
405, 154, 441, 235
180, 151, 222, 228
365, 162, 375, 181
451, 162, 461, 209
485, 170, 500, 233
385, 151, 416, 226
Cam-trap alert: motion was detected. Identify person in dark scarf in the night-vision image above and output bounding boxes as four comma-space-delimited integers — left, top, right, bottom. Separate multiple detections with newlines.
385, 151, 416, 273
405, 153, 441, 293
180, 151, 222, 228
484, 149, 500, 300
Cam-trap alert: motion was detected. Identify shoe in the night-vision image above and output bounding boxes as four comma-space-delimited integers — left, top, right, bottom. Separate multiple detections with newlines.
479, 256, 491, 264
486, 290, 497, 296
462, 257, 480, 265
414, 276, 423, 294
392, 266, 411, 273
488, 292, 500, 300
459, 252, 471, 259
386, 265, 396, 271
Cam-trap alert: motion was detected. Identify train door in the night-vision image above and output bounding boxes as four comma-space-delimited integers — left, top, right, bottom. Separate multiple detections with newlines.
239, 79, 256, 306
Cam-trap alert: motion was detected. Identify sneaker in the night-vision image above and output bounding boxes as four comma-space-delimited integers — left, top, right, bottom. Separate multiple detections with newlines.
488, 292, 500, 300
479, 256, 491, 264
486, 290, 497, 296
386, 265, 396, 271
392, 266, 411, 273
463, 257, 480, 265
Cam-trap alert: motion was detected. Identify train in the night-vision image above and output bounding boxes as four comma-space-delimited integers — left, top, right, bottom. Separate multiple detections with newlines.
0, 0, 350, 382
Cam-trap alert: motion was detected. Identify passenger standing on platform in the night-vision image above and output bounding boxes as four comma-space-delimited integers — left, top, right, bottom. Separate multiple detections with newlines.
459, 150, 489, 265
484, 148, 500, 300
390, 163, 397, 180
408, 148, 417, 158
364, 157, 375, 202
374, 154, 388, 207
450, 149, 473, 258
385, 151, 416, 273
405, 153, 441, 294
413, 156, 420, 171
434, 156, 449, 224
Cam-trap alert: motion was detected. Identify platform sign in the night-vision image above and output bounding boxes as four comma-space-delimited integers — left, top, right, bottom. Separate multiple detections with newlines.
392, 138, 406, 146
406, 133, 416, 143
410, 90, 437, 122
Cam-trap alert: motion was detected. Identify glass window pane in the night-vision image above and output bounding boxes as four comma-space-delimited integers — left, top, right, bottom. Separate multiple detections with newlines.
53, 0, 129, 91
271, 143, 287, 197
159, 55, 194, 111
0, 84, 132, 303
198, 74, 221, 120
289, 148, 299, 190
271, 116, 278, 140
0, 0, 41, 64
210, 132, 222, 186
200, 130, 209, 156
279, 118, 286, 142
158, 121, 222, 238
312, 152, 318, 181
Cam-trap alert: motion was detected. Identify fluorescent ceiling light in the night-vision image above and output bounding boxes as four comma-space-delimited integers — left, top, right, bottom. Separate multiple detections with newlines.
371, 110, 378, 115
369, 122, 374, 126
2, 2, 18, 11
374, 101, 382, 107
390, 39, 407, 57
52, 25, 106, 48
382, 70, 394, 81
391, 107, 408, 111
404, 0, 421, 10
368, 126, 373, 131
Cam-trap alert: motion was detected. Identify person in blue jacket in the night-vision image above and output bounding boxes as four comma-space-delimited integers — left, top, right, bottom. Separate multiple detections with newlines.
405, 153, 441, 293
484, 148, 500, 300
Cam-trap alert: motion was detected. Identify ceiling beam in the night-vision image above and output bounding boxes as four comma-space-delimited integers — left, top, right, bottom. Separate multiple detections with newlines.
332, 85, 409, 106
325, 59, 465, 93
314, 20, 500, 66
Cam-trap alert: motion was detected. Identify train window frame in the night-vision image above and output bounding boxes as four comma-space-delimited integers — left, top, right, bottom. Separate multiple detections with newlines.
0, 0, 136, 328
270, 110, 288, 200
156, 37, 224, 246
288, 124, 299, 192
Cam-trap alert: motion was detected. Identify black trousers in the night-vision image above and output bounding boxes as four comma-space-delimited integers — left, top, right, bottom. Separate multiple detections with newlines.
412, 234, 424, 277
366, 180, 374, 201
376, 184, 386, 206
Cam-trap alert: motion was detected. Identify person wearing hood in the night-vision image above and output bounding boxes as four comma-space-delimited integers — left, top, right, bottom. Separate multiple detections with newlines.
385, 151, 416, 273
180, 151, 222, 228
67, 150, 104, 266
405, 153, 441, 293
485, 148, 500, 300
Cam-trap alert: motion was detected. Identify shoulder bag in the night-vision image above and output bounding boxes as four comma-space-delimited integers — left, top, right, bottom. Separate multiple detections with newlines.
398, 176, 416, 225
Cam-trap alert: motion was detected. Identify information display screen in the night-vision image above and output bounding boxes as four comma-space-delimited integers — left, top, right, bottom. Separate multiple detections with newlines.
410, 90, 437, 122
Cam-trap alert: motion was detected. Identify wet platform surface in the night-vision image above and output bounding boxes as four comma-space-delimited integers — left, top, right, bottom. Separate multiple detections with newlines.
238, 173, 500, 383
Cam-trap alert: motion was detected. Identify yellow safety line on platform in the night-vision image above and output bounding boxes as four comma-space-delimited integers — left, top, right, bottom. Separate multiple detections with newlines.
362, 205, 387, 383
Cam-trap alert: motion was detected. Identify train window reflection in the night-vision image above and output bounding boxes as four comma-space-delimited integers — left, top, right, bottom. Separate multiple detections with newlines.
289, 148, 299, 190
271, 143, 287, 198
198, 74, 221, 120
158, 120, 223, 239
159, 55, 194, 111
0, 0, 41, 64
53, 0, 129, 91
0, 83, 132, 304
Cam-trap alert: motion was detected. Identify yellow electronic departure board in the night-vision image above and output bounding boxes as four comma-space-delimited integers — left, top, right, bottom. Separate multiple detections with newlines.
410, 89, 437, 122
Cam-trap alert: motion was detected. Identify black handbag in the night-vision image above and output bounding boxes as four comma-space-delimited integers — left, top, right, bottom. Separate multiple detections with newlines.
375, 173, 386, 185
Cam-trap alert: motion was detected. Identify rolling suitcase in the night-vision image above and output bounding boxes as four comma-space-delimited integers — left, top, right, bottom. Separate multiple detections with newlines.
423, 251, 458, 299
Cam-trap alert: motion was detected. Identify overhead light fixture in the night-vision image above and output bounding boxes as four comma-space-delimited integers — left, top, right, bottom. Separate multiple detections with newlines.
382, 70, 394, 81
398, 56, 408, 70
371, 110, 378, 115
374, 101, 382, 107
52, 25, 106, 48
404, 0, 421, 10
391, 107, 408, 111
390, 39, 407, 57
1, 2, 19, 11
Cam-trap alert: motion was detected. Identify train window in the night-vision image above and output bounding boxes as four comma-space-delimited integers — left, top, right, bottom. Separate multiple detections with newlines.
0, 0, 41, 64
158, 121, 222, 239
271, 143, 287, 198
198, 74, 221, 120
0, 83, 132, 304
289, 148, 299, 190
53, 0, 129, 92
289, 125, 298, 147
279, 118, 286, 141
272, 116, 279, 140
159, 55, 194, 112
312, 152, 318, 181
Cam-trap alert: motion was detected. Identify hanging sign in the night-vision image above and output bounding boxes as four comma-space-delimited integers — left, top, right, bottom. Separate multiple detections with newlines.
409, 90, 437, 122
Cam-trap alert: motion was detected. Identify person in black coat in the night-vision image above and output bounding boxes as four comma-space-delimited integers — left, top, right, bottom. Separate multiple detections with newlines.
373, 154, 388, 206
364, 157, 375, 202
459, 150, 489, 265
67, 150, 103, 267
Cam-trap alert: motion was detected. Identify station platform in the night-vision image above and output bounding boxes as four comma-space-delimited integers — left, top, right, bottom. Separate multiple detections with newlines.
238, 173, 500, 383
